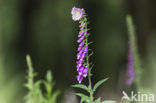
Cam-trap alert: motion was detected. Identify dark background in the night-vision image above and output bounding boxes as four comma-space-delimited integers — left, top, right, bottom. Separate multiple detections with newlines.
0, 0, 156, 103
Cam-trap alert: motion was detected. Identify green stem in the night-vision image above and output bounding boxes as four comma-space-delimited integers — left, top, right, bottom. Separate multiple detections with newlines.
86, 36, 94, 102
82, 16, 94, 102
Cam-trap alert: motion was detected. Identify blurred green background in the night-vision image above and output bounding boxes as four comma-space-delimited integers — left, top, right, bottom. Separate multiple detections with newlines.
0, 0, 156, 103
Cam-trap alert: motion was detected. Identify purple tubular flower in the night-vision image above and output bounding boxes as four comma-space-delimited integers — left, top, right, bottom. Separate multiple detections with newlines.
84, 30, 87, 35
76, 64, 81, 70
77, 53, 81, 60
78, 66, 84, 75
72, 7, 88, 83
78, 41, 84, 51
78, 31, 83, 37
83, 67, 88, 77
77, 49, 83, 59
77, 59, 83, 63
76, 62, 82, 69
127, 46, 136, 86
78, 46, 82, 51
77, 35, 85, 43
71, 7, 83, 21
76, 59, 83, 71
80, 27, 84, 31
79, 41, 84, 47
80, 52, 85, 60
77, 75, 83, 84
84, 46, 88, 53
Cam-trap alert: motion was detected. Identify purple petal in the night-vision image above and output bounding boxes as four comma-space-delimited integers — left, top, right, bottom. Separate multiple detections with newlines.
77, 49, 83, 59
126, 46, 136, 86
78, 41, 84, 51
80, 52, 85, 60
83, 67, 88, 77
78, 46, 82, 51
78, 66, 84, 75
71, 7, 83, 21
80, 27, 84, 31
76, 75, 83, 84
76, 64, 81, 71
78, 31, 83, 38
84, 46, 88, 53
76, 60, 83, 71
84, 30, 87, 35
77, 54, 81, 60
77, 59, 83, 64
79, 41, 84, 47
77, 35, 85, 43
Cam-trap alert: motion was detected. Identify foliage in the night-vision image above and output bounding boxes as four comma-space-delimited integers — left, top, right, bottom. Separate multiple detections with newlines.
24, 55, 60, 103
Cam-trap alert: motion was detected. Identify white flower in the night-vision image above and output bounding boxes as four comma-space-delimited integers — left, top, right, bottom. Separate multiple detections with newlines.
71, 7, 83, 21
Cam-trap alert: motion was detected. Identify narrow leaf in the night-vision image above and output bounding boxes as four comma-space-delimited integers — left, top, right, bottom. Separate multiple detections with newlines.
88, 42, 93, 45
88, 52, 94, 58
76, 93, 88, 98
90, 64, 94, 71
93, 78, 109, 91
76, 93, 90, 103
50, 90, 60, 103
72, 84, 89, 92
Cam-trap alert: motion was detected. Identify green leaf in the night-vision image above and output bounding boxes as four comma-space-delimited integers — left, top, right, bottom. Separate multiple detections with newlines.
81, 98, 90, 103
72, 84, 89, 92
50, 90, 60, 103
24, 83, 32, 90
101, 100, 116, 103
76, 93, 88, 98
93, 78, 109, 91
88, 52, 94, 58
76, 93, 91, 103
94, 97, 101, 103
